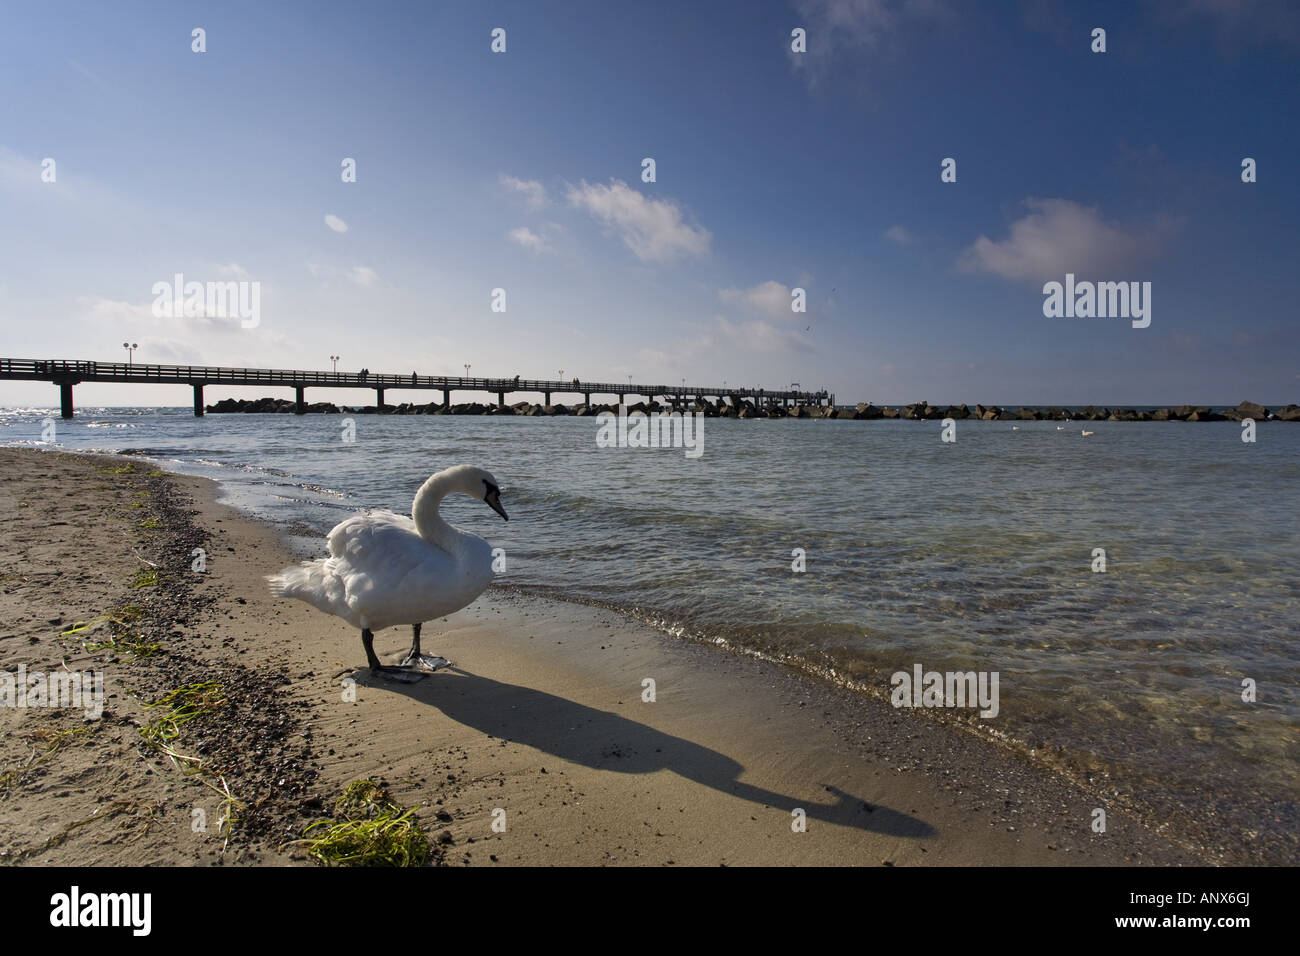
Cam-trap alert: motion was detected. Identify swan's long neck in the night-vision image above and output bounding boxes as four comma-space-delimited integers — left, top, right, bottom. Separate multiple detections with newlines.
411, 471, 467, 553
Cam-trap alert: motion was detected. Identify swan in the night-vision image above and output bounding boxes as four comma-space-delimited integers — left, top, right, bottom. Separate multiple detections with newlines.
267, 465, 508, 680
1081, 429, 1094, 437
1056, 426, 1065, 430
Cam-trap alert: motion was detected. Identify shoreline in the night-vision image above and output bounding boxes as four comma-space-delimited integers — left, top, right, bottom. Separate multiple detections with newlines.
0, 446, 1236, 865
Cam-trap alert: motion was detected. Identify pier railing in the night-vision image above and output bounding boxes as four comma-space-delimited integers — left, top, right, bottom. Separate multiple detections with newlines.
0, 357, 830, 418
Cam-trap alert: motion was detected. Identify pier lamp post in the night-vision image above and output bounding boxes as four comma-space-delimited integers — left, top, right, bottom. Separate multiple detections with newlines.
123, 342, 138, 366
559, 369, 564, 382
330, 355, 340, 372
464, 364, 471, 381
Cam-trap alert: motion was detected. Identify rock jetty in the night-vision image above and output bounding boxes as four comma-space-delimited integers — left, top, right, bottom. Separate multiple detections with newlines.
204, 396, 1300, 422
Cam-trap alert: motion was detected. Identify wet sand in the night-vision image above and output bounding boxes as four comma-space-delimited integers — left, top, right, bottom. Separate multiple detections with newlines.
0, 447, 1206, 865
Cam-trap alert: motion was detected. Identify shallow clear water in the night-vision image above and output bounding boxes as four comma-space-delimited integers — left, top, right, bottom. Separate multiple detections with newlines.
4, 406, 1297, 836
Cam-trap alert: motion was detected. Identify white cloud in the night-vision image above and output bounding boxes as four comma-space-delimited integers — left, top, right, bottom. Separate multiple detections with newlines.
958, 198, 1169, 283
216, 262, 252, 280
324, 214, 348, 233
507, 226, 550, 253
79, 295, 292, 361
566, 179, 710, 264
500, 175, 549, 210
883, 225, 914, 244
68, 59, 105, 88
715, 315, 812, 353
719, 280, 796, 319
306, 263, 379, 285
791, 0, 947, 86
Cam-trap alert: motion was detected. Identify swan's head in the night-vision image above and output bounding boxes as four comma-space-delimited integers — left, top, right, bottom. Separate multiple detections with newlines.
482, 473, 508, 521
461, 466, 508, 521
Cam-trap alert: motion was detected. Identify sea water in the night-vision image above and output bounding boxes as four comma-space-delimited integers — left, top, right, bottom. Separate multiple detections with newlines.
3, 406, 1296, 850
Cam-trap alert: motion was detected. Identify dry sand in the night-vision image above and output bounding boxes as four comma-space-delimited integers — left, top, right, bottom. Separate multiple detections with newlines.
0, 447, 1207, 865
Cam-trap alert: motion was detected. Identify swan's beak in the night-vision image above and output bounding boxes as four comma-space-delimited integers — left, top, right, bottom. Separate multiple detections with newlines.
485, 488, 508, 521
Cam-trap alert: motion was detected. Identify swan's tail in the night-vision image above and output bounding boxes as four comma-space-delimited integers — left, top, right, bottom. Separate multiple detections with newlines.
266, 559, 332, 604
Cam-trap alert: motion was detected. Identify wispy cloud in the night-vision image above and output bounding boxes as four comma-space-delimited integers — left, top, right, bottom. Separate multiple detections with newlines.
719, 280, 797, 319
68, 59, 107, 89
324, 214, 348, 233
883, 224, 915, 245
790, 0, 948, 87
500, 174, 549, 210
1150, 0, 1300, 52
715, 314, 813, 353
957, 198, 1172, 283
506, 226, 550, 253
79, 295, 291, 363
347, 266, 378, 285
216, 262, 252, 280
566, 179, 710, 264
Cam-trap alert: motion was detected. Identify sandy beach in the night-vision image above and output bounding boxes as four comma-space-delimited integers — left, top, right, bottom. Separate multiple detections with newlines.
1, 447, 1215, 866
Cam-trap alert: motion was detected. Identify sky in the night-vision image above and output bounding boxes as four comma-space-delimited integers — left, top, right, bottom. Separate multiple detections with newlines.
1, 0, 1298, 408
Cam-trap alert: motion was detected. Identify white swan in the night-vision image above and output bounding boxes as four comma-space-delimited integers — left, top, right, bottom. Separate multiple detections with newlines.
267, 465, 508, 679
1081, 429, 1094, 437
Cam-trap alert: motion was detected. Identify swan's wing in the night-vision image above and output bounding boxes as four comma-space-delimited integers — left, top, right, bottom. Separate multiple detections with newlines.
325, 511, 474, 628
326, 509, 413, 558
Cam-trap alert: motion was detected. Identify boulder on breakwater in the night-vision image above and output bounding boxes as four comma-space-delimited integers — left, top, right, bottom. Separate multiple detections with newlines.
204, 396, 1295, 422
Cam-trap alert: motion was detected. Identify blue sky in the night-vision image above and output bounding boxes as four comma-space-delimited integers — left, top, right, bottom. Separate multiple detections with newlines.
1, 0, 1297, 407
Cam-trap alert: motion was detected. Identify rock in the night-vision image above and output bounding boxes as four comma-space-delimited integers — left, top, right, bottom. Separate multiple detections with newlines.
1275, 404, 1300, 421
1236, 401, 1269, 420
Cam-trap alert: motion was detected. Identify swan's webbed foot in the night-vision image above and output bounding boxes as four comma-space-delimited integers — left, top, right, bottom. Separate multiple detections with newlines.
361, 627, 425, 682
369, 664, 427, 684
398, 622, 453, 672
399, 652, 453, 672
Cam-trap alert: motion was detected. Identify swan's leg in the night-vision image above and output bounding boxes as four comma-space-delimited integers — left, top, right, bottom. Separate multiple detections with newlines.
400, 621, 453, 672
362, 628, 381, 669
400, 622, 422, 665
363, 627, 426, 682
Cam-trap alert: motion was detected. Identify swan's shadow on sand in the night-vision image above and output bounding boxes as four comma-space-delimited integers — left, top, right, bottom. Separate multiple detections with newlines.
363, 666, 935, 839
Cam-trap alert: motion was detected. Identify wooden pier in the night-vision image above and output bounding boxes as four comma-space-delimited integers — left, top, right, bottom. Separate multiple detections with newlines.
0, 358, 832, 418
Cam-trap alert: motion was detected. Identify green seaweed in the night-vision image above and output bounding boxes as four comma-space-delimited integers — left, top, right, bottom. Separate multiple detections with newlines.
297, 779, 430, 867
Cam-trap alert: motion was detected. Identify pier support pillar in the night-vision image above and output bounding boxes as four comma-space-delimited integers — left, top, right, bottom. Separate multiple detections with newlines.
60, 382, 74, 419
442, 389, 450, 408
583, 392, 591, 407
617, 393, 624, 406
193, 384, 205, 416
375, 388, 385, 410
497, 390, 505, 406
295, 386, 305, 415
544, 391, 551, 406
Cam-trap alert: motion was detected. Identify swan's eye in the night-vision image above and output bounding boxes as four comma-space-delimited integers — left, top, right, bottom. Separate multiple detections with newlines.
483, 480, 499, 501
